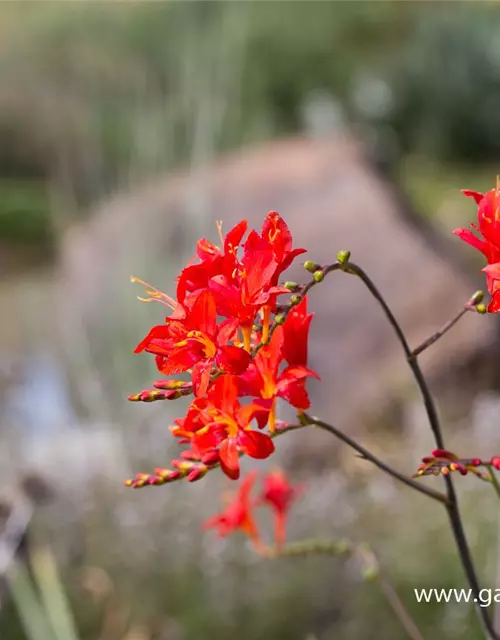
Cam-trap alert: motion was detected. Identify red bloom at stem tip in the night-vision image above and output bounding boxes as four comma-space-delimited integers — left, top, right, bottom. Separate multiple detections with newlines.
204, 471, 262, 549
204, 469, 302, 551
258, 469, 302, 548
453, 182, 500, 312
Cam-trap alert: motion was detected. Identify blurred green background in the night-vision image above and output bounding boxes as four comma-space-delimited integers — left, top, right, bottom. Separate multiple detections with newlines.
3, 2, 500, 639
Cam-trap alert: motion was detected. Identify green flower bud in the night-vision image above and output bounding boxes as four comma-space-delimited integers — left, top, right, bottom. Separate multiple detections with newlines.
470, 290, 484, 305
304, 260, 320, 273
313, 270, 324, 282
337, 249, 351, 265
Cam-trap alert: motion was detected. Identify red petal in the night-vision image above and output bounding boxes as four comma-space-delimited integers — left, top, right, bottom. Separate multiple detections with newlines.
192, 360, 213, 397
224, 220, 248, 254
462, 189, 484, 205
452, 228, 486, 254
216, 345, 250, 375
208, 375, 239, 414
156, 346, 200, 374
278, 380, 311, 409
488, 290, 500, 313
238, 399, 273, 429
238, 430, 275, 460
134, 325, 172, 353
189, 290, 217, 336
219, 438, 240, 479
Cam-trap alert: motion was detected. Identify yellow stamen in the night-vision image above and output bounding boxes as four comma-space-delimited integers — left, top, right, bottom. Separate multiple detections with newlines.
130, 276, 177, 310
186, 330, 217, 358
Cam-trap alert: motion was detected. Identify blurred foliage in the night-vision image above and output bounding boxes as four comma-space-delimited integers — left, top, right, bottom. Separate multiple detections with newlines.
386, 5, 500, 162
2, 2, 500, 250
0, 180, 51, 245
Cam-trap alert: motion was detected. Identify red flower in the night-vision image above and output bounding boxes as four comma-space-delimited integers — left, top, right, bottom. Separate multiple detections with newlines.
178, 376, 274, 480
239, 323, 319, 433
282, 296, 314, 367
176, 220, 248, 305
258, 469, 302, 548
209, 235, 289, 350
256, 211, 306, 284
135, 290, 250, 396
204, 471, 262, 549
453, 186, 500, 312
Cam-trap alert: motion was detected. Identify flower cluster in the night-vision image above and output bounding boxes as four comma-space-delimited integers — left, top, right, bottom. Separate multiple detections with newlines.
125, 212, 318, 486
204, 469, 302, 551
454, 184, 500, 312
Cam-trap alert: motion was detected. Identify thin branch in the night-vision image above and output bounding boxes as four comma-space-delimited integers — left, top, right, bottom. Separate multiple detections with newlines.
301, 413, 448, 505
411, 291, 483, 358
267, 538, 424, 640
341, 260, 498, 640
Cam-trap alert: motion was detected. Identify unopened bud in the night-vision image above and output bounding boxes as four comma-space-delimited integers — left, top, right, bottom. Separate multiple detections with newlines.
284, 281, 299, 291
470, 290, 484, 305
304, 260, 320, 273
313, 270, 324, 282
275, 314, 286, 325
363, 565, 379, 582
337, 249, 351, 265
476, 303, 487, 314
290, 294, 301, 305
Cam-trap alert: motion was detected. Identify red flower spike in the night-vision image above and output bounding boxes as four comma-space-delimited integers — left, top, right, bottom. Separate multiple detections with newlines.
258, 469, 302, 548
415, 451, 489, 480
204, 471, 262, 550
454, 183, 500, 312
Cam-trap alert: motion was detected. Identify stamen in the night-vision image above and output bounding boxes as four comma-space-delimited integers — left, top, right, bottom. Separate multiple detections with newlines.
130, 276, 177, 310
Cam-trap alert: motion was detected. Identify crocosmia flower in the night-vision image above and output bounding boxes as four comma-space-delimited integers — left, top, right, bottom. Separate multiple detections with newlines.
135, 290, 250, 396
258, 469, 302, 548
453, 184, 500, 311
204, 471, 262, 549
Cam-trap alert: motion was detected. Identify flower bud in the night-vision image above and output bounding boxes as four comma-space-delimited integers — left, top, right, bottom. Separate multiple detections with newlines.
313, 270, 324, 282
275, 314, 286, 325
476, 303, 487, 314
284, 281, 299, 291
337, 249, 351, 265
290, 294, 301, 305
470, 290, 484, 305
304, 260, 320, 273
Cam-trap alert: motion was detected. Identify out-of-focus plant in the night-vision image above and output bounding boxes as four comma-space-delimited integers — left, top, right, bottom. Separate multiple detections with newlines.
124, 184, 500, 639
381, 7, 500, 162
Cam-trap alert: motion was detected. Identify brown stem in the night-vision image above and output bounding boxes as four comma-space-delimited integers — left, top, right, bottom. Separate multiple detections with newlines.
301, 413, 448, 505
342, 261, 497, 640
411, 290, 482, 358
267, 539, 424, 640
